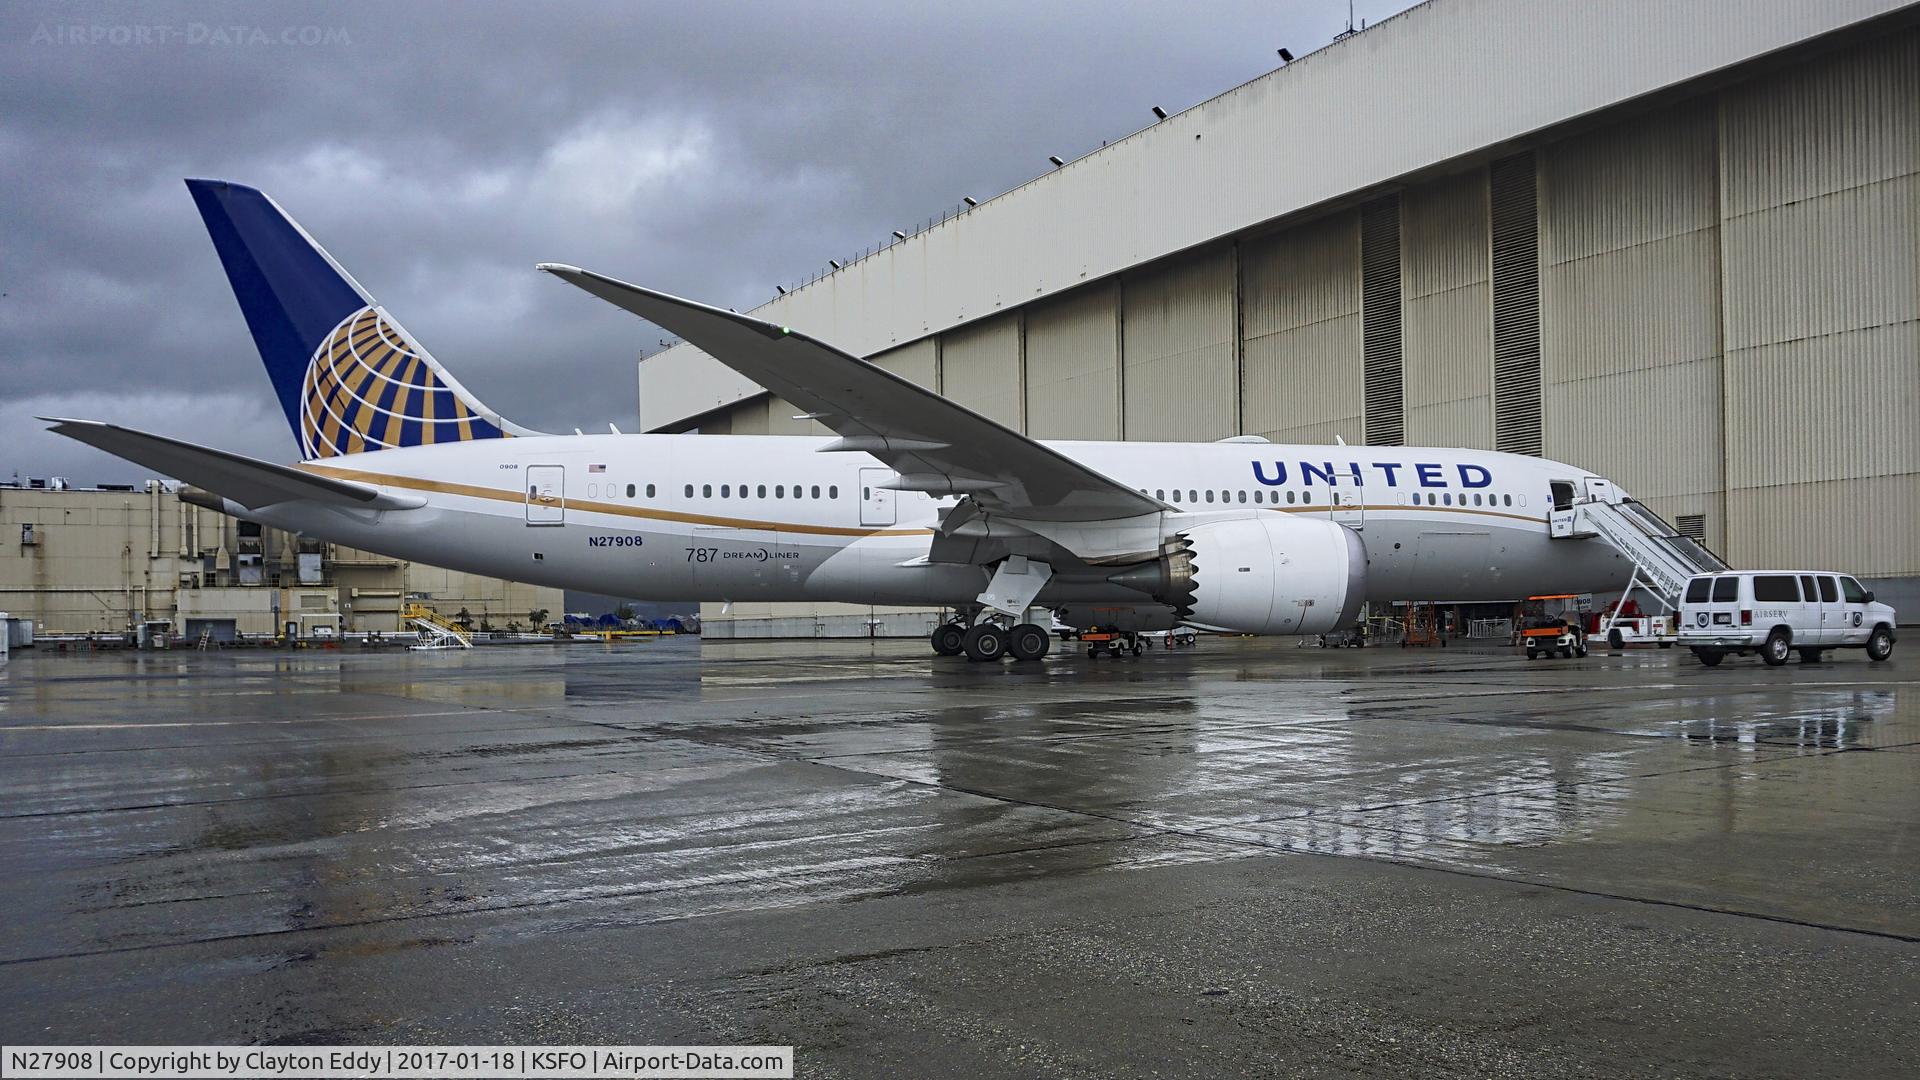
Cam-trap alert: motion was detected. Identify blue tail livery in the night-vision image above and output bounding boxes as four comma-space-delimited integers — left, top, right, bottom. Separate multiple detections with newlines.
186, 179, 534, 459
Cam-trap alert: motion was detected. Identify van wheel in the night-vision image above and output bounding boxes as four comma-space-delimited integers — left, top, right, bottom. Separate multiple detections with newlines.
1692, 647, 1724, 667
1761, 629, 1791, 667
1867, 625, 1894, 662
1797, 648, 1822, 664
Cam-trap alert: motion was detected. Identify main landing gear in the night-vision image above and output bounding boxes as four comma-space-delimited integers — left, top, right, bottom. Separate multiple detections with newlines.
932, 620, 1052, 662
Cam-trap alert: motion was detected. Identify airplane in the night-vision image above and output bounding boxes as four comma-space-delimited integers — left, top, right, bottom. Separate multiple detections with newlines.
45, 179, 1647, 661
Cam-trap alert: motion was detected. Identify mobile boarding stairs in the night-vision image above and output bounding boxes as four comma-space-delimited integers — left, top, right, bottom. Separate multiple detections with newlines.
1548, 477, 1728, 642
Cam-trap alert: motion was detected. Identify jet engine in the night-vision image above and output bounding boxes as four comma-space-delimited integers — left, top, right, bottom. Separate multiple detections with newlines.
1109, 515, 1366, 636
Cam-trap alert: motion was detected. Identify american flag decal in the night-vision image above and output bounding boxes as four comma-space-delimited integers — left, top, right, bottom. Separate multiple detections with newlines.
588, 463, 606, 473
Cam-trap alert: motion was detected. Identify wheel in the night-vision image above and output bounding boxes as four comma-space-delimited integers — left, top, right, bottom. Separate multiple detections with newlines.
1761, 629, 1791, 667
931, 623, 965, 656
1692, 647, 1724, 667
1575, 644, 1589, 658
1525, 646, 1538, 661
962, 624, 1008, 662
1797, 648, 1822, 664
1131, 641, 1145, 657
1557, 647, 1570, 659
1658, 641, 1673, 649
1607, 628, 1625, 650
1086, 644, 1100, 659
1105, 641, 1123, 657
1008, 623, 1050, 662
1867, 625, 1894, 662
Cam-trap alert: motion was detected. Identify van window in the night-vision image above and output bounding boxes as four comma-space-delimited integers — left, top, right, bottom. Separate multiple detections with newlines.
1684, 578, 1712, 604
1840, 576, 1868, 603
1818, 577, 1838, 603
1753, 575, 1798, 602
1711, 577, 1739, 603
1800, 574, 1818, 600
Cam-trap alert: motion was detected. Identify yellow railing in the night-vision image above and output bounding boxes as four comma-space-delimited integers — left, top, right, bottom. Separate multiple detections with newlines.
402, 603, 472, 648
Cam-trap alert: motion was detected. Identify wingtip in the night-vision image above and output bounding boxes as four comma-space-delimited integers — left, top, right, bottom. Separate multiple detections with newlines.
536, 262, 584, 276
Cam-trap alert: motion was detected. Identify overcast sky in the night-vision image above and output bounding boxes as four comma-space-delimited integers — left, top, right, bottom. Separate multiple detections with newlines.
2, 0, 1418, 484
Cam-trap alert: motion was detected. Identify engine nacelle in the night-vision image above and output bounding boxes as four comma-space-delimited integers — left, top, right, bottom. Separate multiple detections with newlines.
1110, 516, 1366, 636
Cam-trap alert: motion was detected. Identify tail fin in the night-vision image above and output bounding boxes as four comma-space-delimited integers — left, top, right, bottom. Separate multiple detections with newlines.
186, 179, 532, 459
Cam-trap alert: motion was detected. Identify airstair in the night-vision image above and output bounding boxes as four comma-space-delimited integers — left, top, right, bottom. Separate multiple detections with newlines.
403, 603, 473, 650
1550, 492, 1727, 615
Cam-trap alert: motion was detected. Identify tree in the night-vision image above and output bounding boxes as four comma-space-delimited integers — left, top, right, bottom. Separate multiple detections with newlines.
528, 608, 550, 628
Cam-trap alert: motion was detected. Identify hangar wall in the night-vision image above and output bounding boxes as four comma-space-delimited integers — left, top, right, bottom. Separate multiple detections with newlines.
670, 13, 1920, 634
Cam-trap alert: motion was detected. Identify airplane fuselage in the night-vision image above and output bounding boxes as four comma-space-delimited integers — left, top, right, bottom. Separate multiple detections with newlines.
229, 435, 1634, 614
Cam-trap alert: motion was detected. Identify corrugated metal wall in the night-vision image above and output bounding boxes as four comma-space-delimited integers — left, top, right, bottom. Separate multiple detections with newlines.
1241, 213, 1364, 444
1121, 249, 1237, 441
939, 313, 1024, 430
1540, 100, 1726, 545
870, 338, 940, 391
1401, 169, 1493, 448
1719, 31, 1919, 573
1025, 282, 1121, 440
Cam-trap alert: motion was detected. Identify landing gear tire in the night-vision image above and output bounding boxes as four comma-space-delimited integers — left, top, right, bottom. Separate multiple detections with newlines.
1867, 625, 1894, 662
1798, 647, 1823, 664
1761, 629, 1791, 667
1008, 623, 1051, 662
1692, 647, 1724, 667
962, 624, 1008, 662
931, 623, 966, 657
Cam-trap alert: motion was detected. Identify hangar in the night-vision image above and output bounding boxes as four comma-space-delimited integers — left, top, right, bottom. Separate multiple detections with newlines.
641, 0, 1920, 637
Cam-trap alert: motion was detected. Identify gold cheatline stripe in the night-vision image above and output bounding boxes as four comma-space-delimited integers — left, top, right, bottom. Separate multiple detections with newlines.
299, 464, 935, 537
300, 466, 1545, 534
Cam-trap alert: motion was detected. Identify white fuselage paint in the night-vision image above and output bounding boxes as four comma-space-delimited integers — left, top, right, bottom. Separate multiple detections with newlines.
234, 435, 1636, 611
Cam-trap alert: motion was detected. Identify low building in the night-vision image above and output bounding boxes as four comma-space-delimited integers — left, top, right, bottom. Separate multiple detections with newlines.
0, 479, 561, 641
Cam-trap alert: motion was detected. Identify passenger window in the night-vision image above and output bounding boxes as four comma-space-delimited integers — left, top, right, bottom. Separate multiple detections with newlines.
1840, 577, 1867, 603
720, 484, 730, 497
1205, 490, 1215, 504
1818, 577, 1838, 603
862, 486, 871, 499
1711, 577, 1739, 603
1171, 490, 1182, 503
829, 485, 838, 499
1303, 492, 1313, 505
1753, 575, 1797, 603
684, 484, 693, 498
1156, 489, 1166, 500
1286, 491, 1296, 505
1238, 491, 1247, 504
1504, 494, 1512, 506
626, 484, 635, 498
1799, 574, 1817, 600
1254, 491, 1264, 504
776, 485, 785, 498
1684, 578, 1711, 604
1189, 489, 1198, 502
701, 484, 712, 498
1443, 493, 1452, 506
811, 485, 820, 498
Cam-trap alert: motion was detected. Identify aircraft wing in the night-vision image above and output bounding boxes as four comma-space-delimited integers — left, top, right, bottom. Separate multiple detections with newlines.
539, 265, 1168, 524
40, 418, 423, 511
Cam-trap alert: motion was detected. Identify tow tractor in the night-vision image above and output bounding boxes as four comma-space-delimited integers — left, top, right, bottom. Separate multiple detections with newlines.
1519, 594, 1589, 660
1079, 626, 1147, 658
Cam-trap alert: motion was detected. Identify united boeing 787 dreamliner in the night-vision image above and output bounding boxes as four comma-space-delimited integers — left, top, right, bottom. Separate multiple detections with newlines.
48, 180, 1687, 660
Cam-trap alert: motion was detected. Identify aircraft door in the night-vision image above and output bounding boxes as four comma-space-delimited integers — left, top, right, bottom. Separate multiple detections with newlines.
525, 465, 565, 525
858, 468, 896, 527
1331, 466, 1364, 528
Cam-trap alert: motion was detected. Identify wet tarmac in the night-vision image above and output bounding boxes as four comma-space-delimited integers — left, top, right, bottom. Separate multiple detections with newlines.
1, 638, 1915, 1077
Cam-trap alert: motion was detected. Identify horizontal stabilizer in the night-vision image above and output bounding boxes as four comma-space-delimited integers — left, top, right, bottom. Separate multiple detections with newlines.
39, 418, 424, 511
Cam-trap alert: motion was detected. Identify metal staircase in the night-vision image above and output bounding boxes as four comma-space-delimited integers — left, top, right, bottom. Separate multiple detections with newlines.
1552, 498, 1727, 611
403, 603, 473, 650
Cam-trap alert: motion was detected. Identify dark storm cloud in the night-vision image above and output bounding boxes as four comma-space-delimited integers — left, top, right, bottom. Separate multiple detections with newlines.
1, 0, 1414, 483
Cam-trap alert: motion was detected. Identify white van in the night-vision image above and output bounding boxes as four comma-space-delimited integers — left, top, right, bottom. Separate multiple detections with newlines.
1677, 570, 1896, 667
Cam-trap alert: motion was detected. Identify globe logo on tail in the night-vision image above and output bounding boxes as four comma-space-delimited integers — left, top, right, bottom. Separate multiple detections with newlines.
299, 306, 507, 458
